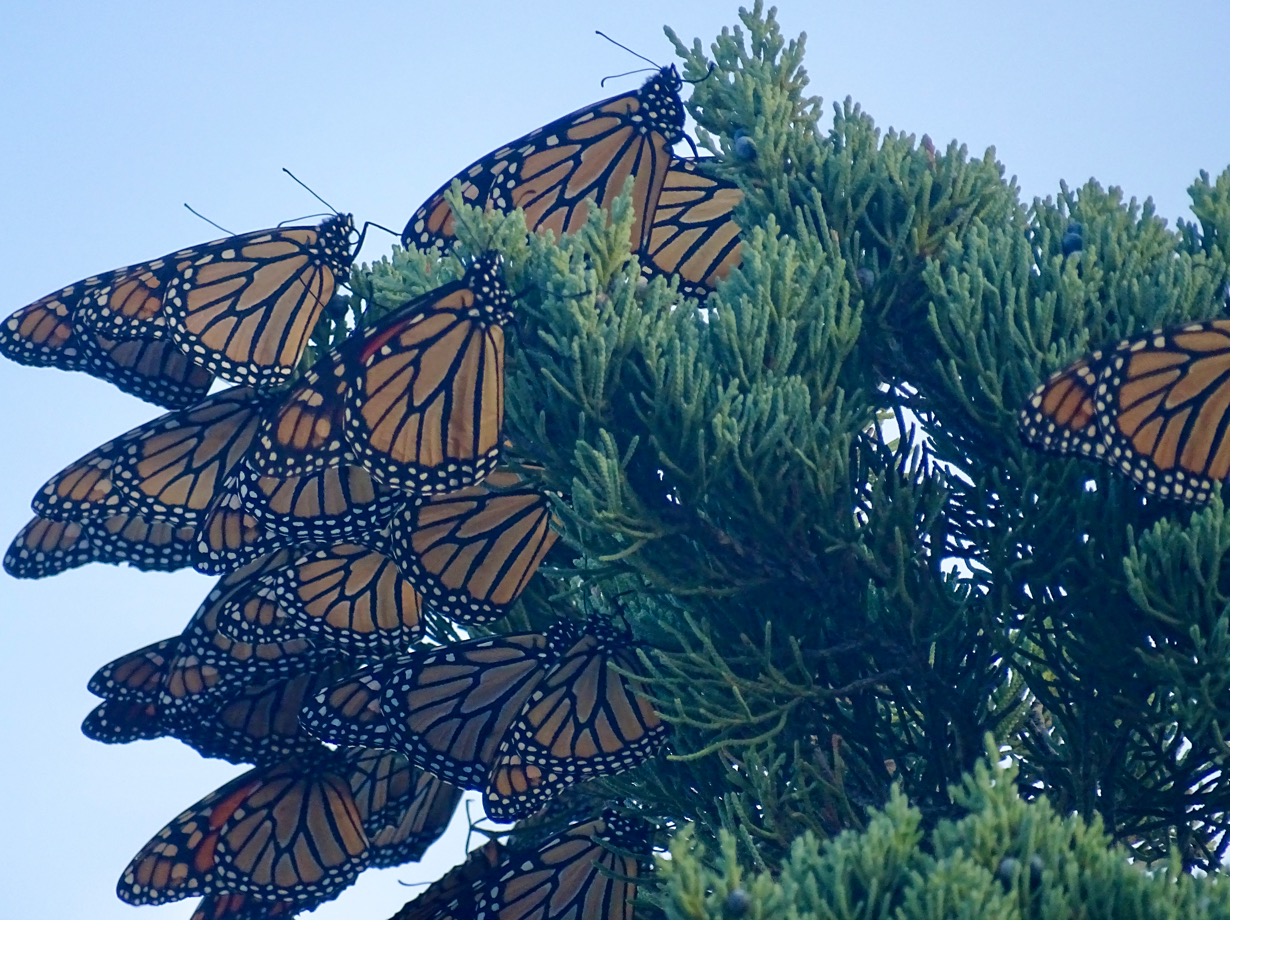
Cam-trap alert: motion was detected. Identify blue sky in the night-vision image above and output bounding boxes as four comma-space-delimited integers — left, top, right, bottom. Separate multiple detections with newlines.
0, 1, 1228, 921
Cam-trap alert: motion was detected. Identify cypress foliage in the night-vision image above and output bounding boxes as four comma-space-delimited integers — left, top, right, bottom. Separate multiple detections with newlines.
350, 4, 1227, 917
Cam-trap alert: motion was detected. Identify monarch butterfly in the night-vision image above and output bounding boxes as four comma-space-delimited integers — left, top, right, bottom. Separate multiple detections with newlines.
1020, 318, 1229, 503
402, 67, 685, 259
346, 748, 463, 868
88, 636, 181, 702
482, 618, 667, 822
0, 280, 215, 408
392, 811, 650, 920
3, 216, 356, 390
86, 633, 227, 712
178, 672, 349, 766
384, 469, 560, 623
111, 386, 270, 523
218, 543, 424, 654
306, 617, 666, 822
30, 385, 267, 525
117, 752, 369, 906
85, 668, 343, 767
343, 255, 513, 493
312, 631, 554, 790
184, 548, 333, 679
81, 699, 168, 746
160, 216, 357, 387
391, 835, 505, 920
3, 513, 197, 579
84, 552, 310, 708
641, 157, 743, 300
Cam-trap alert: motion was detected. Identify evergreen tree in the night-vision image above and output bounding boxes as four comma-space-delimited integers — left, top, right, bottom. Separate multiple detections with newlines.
350, 4, 1228, 918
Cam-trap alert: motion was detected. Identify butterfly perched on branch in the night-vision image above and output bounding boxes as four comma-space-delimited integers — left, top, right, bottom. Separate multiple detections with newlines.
1, 216, 357, 392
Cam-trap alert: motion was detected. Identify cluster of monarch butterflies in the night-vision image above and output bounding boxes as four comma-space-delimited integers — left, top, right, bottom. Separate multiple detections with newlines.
1, 63, 752, 919
6, 47, 1227, 921
1019, 318, 1229, 504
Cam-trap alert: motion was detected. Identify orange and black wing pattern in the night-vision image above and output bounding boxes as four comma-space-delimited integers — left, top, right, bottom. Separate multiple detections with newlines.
345, 748, 462, 868
260, 542, 424, 653
393, 812, 649, 920
81, 333, 217, 408
343, 255, 513, 493
237, 462, 396, 543
178, 670, 348, 766
299, 669, 397, 751
402, 67, 685, 256
117, 753, 369, 905
28, 385, 266, 527
391, 836, 505, 920
250, 349, 357, 476
109, 386, 269, 524
385, 469, 559, 623
1020, 318, 1229, 503
0, 265, 213, 408
195, 486, 279, 575
162, 216, 356, 387
311, 632, 554, 789
2, 217, 354, 394
642, 156, 743, 301
485, 617, 667, 822
4, 513, 197, 578
190, 892, 302, 920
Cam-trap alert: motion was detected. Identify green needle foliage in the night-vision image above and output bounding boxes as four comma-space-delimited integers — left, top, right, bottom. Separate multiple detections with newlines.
353, 3, 1227, 918
657, 741, 1227, 919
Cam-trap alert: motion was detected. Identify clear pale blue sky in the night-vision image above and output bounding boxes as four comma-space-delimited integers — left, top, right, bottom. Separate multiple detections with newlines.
0, 1, 1227, 920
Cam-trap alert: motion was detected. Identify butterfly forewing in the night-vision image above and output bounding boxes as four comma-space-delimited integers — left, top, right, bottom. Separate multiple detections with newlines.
402, 67, 685, 257
343, 256, 512, 494
163, 216, 356, 387
642, 157, 744, 301
380, 632, 555, 788
385, 469, 559, 623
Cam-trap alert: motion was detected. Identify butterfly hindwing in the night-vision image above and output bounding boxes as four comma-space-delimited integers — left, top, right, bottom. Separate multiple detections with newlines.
1020, 318, 1230, 503
117, 753, 369, 905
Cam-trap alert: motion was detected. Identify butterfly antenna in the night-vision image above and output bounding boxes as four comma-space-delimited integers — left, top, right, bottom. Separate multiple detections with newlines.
598, 67, 652, 87
282, 167, 339, 215
595, 30, 662, 70
356, 220, 400, 253
686, 63, 717, 84
182, 203, 234, 236
277, 211, 329, 227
